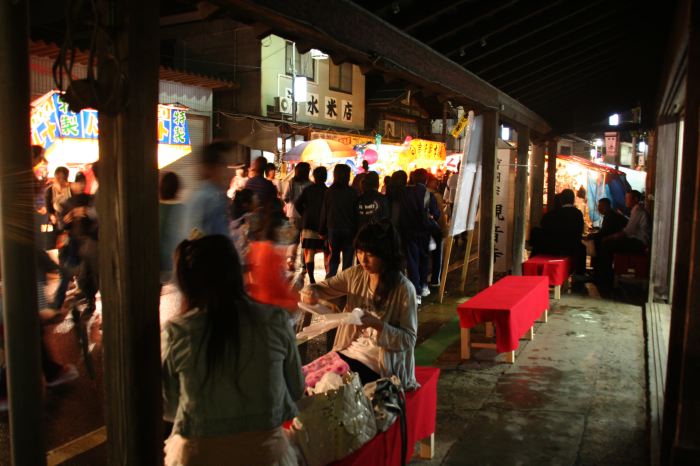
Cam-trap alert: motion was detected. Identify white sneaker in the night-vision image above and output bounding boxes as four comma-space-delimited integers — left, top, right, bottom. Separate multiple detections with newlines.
416, 296, 422, 306
421, 286, 431, 297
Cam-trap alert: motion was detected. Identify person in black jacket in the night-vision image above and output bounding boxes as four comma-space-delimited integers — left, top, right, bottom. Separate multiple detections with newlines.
319, 164, 357, 277
538, 188, 586, 274
61, 172, 99, 314
295, 166, 329, 283
356, 172, 388, 231
399, 169, 440, 302
589, 197, 627, 254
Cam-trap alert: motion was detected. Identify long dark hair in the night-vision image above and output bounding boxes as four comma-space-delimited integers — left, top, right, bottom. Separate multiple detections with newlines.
353, 220, 405, 307
175, 235, 253, 386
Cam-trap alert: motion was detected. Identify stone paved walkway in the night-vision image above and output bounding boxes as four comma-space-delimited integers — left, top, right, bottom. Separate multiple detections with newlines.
411, 292, 648, 466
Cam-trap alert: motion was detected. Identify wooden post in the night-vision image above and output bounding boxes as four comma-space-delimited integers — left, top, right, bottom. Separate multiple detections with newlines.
479, 110, 498, 290
663, 1, 700, 461
460, 328, 470, 359
512, 127, 530, 274
437, 236, 453, 304
460, 229, 475, 292
97, 1, 163, 464
419, 433, 435, 459
441, 102, 448, 143
546, 139, 558, 210
0, 2, 47, 464
631, 135, 638, 169
529, 143, 546, 228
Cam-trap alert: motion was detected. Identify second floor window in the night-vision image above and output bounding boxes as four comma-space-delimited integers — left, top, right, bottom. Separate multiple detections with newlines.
329, 62, 353, 94
285, 41, 315, 81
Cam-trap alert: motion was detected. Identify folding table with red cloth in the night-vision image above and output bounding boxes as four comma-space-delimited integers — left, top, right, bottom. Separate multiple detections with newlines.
457, 276, 549, 363
522, 255, 572, 299
330, 366, 440, 466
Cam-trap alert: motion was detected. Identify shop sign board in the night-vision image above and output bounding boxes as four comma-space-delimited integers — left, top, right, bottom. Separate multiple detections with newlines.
450, 115, 469, 138
604, 131, 619, 157
31, 91, 191, 149
309, 131, 372, 147
407, 139, 446, 161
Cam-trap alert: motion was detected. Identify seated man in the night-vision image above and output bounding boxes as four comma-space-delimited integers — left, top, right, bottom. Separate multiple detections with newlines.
596, 190, 651, 286
534, 189, 586, 275
588, 198, 627, 268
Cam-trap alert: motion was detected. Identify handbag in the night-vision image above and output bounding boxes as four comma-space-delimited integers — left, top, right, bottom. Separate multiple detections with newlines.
290, 372, 378, 466
364, 376, 408, 465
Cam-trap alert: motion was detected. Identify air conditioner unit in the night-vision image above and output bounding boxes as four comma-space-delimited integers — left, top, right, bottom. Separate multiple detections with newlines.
274, 96, 292, 115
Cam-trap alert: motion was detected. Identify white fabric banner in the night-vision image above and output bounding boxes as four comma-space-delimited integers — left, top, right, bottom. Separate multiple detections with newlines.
449, 113, 483, 236
494, 149, 511, 272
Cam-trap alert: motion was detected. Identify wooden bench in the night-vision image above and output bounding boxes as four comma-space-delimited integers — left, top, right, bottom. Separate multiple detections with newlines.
457, 276, 549, 364
522, 255, 572, 299
614, 252, 649, 279
332, 366, 440, 465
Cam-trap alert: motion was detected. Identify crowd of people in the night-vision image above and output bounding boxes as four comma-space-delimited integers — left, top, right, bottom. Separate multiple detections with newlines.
157, 141, 457, 465
0, 138, 655, 464
530, 187, 651, 290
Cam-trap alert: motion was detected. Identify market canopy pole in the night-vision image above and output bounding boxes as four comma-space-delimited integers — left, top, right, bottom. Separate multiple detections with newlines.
546, 139, 558, 209
512, 127, 530, 275
529, 143, 546, 228
96, 0, 163, 463
478, 110, 498, 290
0, 1, 47, 464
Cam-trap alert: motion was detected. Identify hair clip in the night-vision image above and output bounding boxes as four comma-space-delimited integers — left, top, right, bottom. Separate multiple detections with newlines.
188, 228, 204, 241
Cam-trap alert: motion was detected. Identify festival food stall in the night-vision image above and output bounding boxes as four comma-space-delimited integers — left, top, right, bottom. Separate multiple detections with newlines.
30, 90, 192, 181
554, 155, 632, 227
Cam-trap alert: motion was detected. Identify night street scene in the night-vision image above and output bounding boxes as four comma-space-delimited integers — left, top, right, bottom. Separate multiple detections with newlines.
1, 0, 699, 465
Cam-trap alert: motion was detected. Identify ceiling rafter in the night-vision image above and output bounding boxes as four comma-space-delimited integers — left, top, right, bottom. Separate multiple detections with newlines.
510, 53, 619, 97
524, 72, 610, 105
480, 21, 621, 82
457, 0, 608, 65
443, 0, 568, 57
515, 55, 620, 100
493, 30, 628, 89
424, 0, 521, 47
404, 0, 501, 33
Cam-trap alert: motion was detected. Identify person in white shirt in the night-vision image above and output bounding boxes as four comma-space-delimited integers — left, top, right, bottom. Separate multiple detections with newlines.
443, 165, 459, 218
227, 167, 248, 199
596, 190, 651, 287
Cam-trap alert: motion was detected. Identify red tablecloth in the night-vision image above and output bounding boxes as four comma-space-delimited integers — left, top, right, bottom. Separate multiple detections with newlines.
522, 255, 572, 286
331, 366, 440, 466
457, 276, 549, 353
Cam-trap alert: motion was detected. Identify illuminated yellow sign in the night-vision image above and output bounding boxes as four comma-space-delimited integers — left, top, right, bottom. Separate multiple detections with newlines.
450, 116, 469, 138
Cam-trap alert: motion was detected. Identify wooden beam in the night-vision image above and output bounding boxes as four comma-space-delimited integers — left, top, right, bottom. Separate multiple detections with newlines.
479, 110, 498, 290
215, 0, 551, 136
546, 140, 558, 210
512, 127, 530, 274
663, 0, 700, 461
97, 0, 163, 463
529, 143, 546, 228
0, 1, 46, 465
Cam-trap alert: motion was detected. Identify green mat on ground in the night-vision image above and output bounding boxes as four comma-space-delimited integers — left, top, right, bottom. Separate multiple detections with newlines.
415, 316, 461, 366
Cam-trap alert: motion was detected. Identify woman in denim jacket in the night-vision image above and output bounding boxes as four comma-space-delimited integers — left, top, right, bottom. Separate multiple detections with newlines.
162, 235, 304, 466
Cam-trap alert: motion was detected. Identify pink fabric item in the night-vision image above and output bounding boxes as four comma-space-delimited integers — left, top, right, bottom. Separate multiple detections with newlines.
457, 276, 549, 353
522, 255, 572, 286
302, 352, 350, 388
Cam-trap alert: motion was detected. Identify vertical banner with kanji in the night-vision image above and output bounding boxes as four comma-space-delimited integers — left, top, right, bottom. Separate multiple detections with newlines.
494, 148, 512, 272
